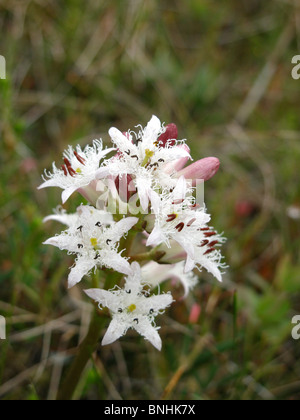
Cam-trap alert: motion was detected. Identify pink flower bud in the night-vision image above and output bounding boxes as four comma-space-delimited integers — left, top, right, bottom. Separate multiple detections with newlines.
235, 200, 257, 218
77, 179, 101, 205
115, 174, 135, 201
189, 303, 201, 324
158, 123, 178, 147
21, 157, 37, 174
177, 157, 220, 185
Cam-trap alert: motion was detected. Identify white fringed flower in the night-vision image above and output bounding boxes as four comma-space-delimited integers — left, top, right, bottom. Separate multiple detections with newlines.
38, 140, 114, 204
146, 177, 226, 282
85, 262, 173, 350
96, 115, 191, 212
43, 205, 113, 227
43, 205, 138, 288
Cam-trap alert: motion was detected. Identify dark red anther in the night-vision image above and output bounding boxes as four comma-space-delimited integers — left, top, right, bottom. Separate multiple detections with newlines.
158, 123, 178, 147
74, 151, 86, 165
166, 214, 177, 222
67, 166, 76, 177
200, 227, 210, 231
64, 158, 72, 167
204, 231, 217, 237
62, 164, 68, 176
175, 222, 185, 232
187, 218, 196, 227
190, 203, 200, 209
172, 199, 184, 205
63, 157, 77, 176
204, 248, 216, 255
208, 240, 219, 247
199, 240, 209, 247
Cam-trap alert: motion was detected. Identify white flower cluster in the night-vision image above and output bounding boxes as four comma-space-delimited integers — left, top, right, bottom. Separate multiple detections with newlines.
39, 116, 226, 350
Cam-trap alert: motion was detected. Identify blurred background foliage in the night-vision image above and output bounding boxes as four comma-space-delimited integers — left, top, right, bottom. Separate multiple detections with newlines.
0, 0, 300, 400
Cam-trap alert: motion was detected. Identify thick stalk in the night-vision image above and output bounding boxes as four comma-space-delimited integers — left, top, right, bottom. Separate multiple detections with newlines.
57, 271, 121, 400
57, 308, 106, 400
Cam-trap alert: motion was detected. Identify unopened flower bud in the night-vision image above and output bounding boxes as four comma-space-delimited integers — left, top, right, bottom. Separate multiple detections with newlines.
158, 123, 178, 147
177, 157, 220, 185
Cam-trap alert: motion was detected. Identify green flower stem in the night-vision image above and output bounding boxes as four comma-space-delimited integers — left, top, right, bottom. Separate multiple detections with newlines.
130, 249, 166, 263
57, 271, 122, 400
57, 307, 106, 400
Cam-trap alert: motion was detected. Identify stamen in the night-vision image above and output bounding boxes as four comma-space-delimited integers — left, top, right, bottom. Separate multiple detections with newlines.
61, 164, 68, 176
131, 155, 139, 160
158, 158, 165, 163
126, 289, 131, 294
172, 199, 184, 205
187, 218, 196, 227
94, 253, 100, 260
204, 248, 216, 255
95, 222, 102, 227
74, 151, 85, 165
63, 158, 76, 176
209, 240, 219, 247
77, 244, 83, 249
200, 227, 210, 231
175, 222, 185, 232
118, 308, 123, 313
199, 240, 209, 247
149, 309, 154, 315
63, 158, 72, 167
106, 239, 112, 245
166, 214, 177, 222
133, 318, 139, 324
125, 150, 131, 155
67, 166, 76, 177
77, 226, 83, 232
204, 231, 217, 238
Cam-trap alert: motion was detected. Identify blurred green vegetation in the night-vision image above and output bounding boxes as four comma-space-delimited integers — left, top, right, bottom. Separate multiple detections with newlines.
1, 0, 300, 400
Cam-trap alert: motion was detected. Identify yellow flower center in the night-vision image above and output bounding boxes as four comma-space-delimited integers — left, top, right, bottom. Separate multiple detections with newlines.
127, 304, 137, 313
76, 168, 82, 174
141, 149, 154, 167
90, 238, 98, 248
